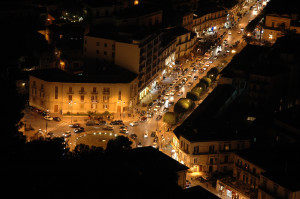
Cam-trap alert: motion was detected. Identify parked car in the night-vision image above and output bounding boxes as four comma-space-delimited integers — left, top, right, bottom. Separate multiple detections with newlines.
151, 132, 156, 137
53, 117, 61, 122
137, 141, 142, 147
63, 131, 71, 137
44, 115, 53, 121
98, 120, 107, 125
148, 102, 153, 107
152, 142, 158, 148
130, 134, 137, 139
69, 123, 80, 128
156, 115, 162, 121
119, 129, 129, 134
103, 125, 114, 131
168, 101, 175, 106
129, 121, 139, 126
144, 131, 148, 138
46, 132, 54, 139
140, 117, 147, 122
86, 120, 96, 126
74, 127, 84, 133
110, 120, 124, 125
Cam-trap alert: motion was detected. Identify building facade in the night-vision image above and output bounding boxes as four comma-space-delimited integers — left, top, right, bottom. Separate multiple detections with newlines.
29, 69, 138, 116
263, 13, 300, 43
173, 136, 251, 173
217, 153, 266, 199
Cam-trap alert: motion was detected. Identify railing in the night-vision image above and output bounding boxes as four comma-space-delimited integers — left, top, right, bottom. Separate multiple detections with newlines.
91, 91, 98, 94
79, 91, 86, 94
102, 91, 110, 95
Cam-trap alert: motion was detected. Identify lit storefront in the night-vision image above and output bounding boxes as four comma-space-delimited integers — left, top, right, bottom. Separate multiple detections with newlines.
139, 87, 149, 100
217, 178, 253, 199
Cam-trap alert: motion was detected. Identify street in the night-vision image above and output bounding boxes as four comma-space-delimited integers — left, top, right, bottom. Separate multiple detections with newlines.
24, 1, 263, 158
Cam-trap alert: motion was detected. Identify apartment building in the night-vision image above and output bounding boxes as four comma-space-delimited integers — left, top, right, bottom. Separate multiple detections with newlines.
217, 144, 300, 199
164, 27, 197, 60
29, 68, 138, 115
173, 85, 251, 173
217, 151, 266, 199
193, 8, 227, 37
262, 2, 300, 43
83, 28, 162, 101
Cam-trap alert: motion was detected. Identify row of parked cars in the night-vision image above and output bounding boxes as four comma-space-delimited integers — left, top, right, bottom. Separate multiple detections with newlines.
28, 106, 61, 122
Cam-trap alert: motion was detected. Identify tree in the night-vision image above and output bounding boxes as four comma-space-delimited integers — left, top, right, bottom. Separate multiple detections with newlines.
163, 112, 178, 125
174, 98, 195, 114
186, 91, 200, 101
207, 67, 219, 81
196, 81, 207, 91
200, 77, 212, 88
105, 135, 132, 155
1, 77, 26, 160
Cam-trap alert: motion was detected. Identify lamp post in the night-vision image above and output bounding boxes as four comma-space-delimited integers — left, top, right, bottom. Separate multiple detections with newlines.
69, 101, 76, 124
45, 109, 49, 134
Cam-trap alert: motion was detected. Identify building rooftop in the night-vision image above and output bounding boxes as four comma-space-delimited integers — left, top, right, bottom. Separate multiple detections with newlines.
129, 146, 189, 172
182, 185, 220, 198
116, 3, 162, 19
174, 84, 251, 142
29, 67, 137, 84
86, 24, 161, 43
222, 44, 282, 76
237, 143, 300, 191
274, 105, 300, 130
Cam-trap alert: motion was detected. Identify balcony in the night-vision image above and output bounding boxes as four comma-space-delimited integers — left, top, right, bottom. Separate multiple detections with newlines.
79, 91, 86, 94
91, 91, 98, 94
67, 91, 74, 94
235, 163, 260, 178
102, 91, 110, 95
91, 100, 98, 103
192, 151, 218, 155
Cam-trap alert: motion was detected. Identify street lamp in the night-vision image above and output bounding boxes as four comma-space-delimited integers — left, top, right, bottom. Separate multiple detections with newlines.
45, 109, 49, 134
69, 101, 76, 124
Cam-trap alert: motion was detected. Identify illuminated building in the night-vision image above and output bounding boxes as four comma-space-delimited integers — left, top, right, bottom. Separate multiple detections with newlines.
29, 68, 138, 115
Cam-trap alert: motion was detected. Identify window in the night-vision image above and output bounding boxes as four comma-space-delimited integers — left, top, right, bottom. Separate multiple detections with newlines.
118, 88, 122, 100
96, 50, 99, 54
112, 44, 115, 49
103, 104, 109, 109
104, 43, 107, 47
69, 95, 72, 101
81, 95, 84, 102
262, 178, 268, 189
55, 86, 58, 99
104, 51, 107, 55
224, 143, 231, 151
112, 52, 115, 58
209, 145, 215, 153
69, 87, 73, 93
92, 87, 97, 93
103, 95, 109, 103
103, 87, 110, 95
194, 158, 198, 164
96, 42, 100, 46
224, 155, 228, 163
91, 95, 97, 102
80, 87, 84, 93
194, 146, 199, 154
